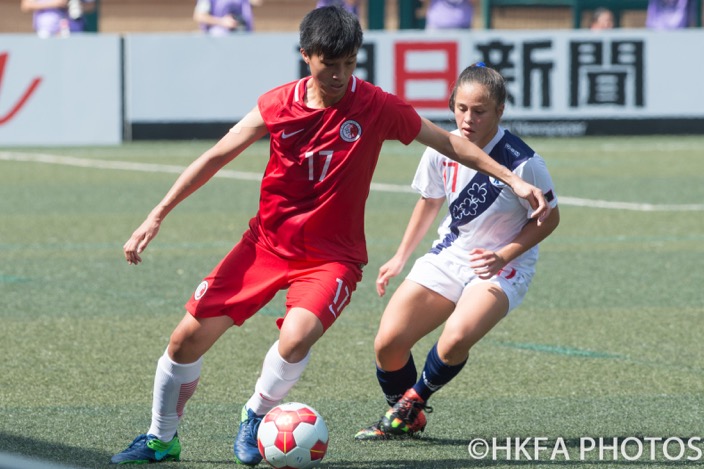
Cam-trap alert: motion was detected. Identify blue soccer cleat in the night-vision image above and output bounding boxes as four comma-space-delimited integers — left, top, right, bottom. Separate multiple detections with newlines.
234, 406, 263, 466
110, 433, 181, 464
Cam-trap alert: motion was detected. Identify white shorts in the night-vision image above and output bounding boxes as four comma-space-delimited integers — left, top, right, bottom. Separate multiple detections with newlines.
406, 250, 532, 314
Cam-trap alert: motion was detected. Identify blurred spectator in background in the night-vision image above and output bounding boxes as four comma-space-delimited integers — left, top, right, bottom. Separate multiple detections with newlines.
21, 0, 95, 38
424, 0, 476, 30
646, 0, 696, 29
315, 0, 360, 17
194, 0, 262, 35
590, 7, 614, 29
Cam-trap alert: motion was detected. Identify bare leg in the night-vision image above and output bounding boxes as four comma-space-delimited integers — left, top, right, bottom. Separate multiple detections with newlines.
148, 313, 234, 440
374, 280, 455, 371
437, 282, 508, 365
245, 307, 323, 415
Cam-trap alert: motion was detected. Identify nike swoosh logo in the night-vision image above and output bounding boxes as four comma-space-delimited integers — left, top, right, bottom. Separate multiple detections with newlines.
282, 128, 305, 139
154, 446, 173, 460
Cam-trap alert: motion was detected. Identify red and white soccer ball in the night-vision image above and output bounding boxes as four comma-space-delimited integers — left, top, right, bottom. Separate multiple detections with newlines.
257, 402, 329, 469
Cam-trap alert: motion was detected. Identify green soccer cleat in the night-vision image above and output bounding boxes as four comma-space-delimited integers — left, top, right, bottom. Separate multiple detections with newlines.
110, 433, 181, 464
355, 419, 395, 441
380, 388, 431, 436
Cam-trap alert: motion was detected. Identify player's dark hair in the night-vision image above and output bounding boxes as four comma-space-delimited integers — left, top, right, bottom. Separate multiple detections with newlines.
299, 6, 363, 59
448, 63, 507, 111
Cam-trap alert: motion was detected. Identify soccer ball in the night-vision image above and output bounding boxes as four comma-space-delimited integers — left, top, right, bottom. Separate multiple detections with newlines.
257, 402, 329, 469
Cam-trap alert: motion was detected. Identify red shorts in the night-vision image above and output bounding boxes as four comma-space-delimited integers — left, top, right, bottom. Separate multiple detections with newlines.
185, 232, 363, 331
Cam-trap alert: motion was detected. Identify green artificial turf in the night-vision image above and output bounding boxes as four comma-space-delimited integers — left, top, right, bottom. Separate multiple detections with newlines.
1, 136, 702, 468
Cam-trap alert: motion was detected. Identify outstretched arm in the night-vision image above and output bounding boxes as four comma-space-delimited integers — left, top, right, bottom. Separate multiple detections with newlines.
376, 196, 445, 296
414, 117, 550, 225
123, 107, 268, 265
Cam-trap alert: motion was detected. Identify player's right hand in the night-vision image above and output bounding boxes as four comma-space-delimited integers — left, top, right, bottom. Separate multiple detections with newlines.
123, 216, 161, 265
511, 179, 551, 225
376, 255, 405, 297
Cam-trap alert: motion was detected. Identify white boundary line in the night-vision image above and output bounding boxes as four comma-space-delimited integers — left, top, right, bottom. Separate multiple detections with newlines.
2, 151, 703, 212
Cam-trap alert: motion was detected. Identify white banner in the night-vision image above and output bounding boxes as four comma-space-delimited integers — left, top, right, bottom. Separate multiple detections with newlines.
2, 29, 703, 145
124, 33, 299, 122
0, 35, 121, 146
124, 29, 704, 136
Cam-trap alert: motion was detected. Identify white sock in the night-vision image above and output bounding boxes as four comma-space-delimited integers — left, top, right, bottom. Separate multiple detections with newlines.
147, 349, 203, 441
244, 340, 310, 416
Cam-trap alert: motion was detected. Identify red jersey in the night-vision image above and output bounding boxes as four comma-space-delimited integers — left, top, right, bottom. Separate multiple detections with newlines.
250, 76, 422, 265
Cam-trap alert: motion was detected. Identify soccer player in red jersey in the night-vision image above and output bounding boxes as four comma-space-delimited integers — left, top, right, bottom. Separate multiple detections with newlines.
112, 6, 550, 466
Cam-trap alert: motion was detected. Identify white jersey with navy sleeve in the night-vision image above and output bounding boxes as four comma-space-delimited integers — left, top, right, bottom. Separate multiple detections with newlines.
412, 127, 558, 275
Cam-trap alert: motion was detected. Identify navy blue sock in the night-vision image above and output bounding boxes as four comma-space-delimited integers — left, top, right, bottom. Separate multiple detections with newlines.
412, 343, 467, 402
376, 354, 417, 406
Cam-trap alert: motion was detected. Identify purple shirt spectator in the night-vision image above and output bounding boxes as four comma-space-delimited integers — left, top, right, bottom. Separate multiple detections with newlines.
425, 0, 474, 30
646, 0, 696, 29
315, 0, 359, 17
22, 0, 95, 38
195, 0, 257, 35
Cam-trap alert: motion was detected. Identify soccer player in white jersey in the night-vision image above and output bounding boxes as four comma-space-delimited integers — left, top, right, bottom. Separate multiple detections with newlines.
111, 7, 551, 465
356, 63, 560, 440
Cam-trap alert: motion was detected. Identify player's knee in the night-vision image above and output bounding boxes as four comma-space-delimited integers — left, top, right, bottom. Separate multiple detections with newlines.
278, 336, 314, 363
374, 334, 409, 369
168, 330, 200, 364
278, 310, 323, 362
167, 339, 188, 363
437, 335, 472, 365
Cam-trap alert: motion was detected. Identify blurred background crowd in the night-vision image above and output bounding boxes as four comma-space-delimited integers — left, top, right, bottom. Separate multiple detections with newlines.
1, 0, 700, 38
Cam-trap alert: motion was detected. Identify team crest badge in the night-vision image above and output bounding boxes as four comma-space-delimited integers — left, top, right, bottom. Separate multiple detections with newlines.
340, 120, 362, 142
194, 281, 208, 300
